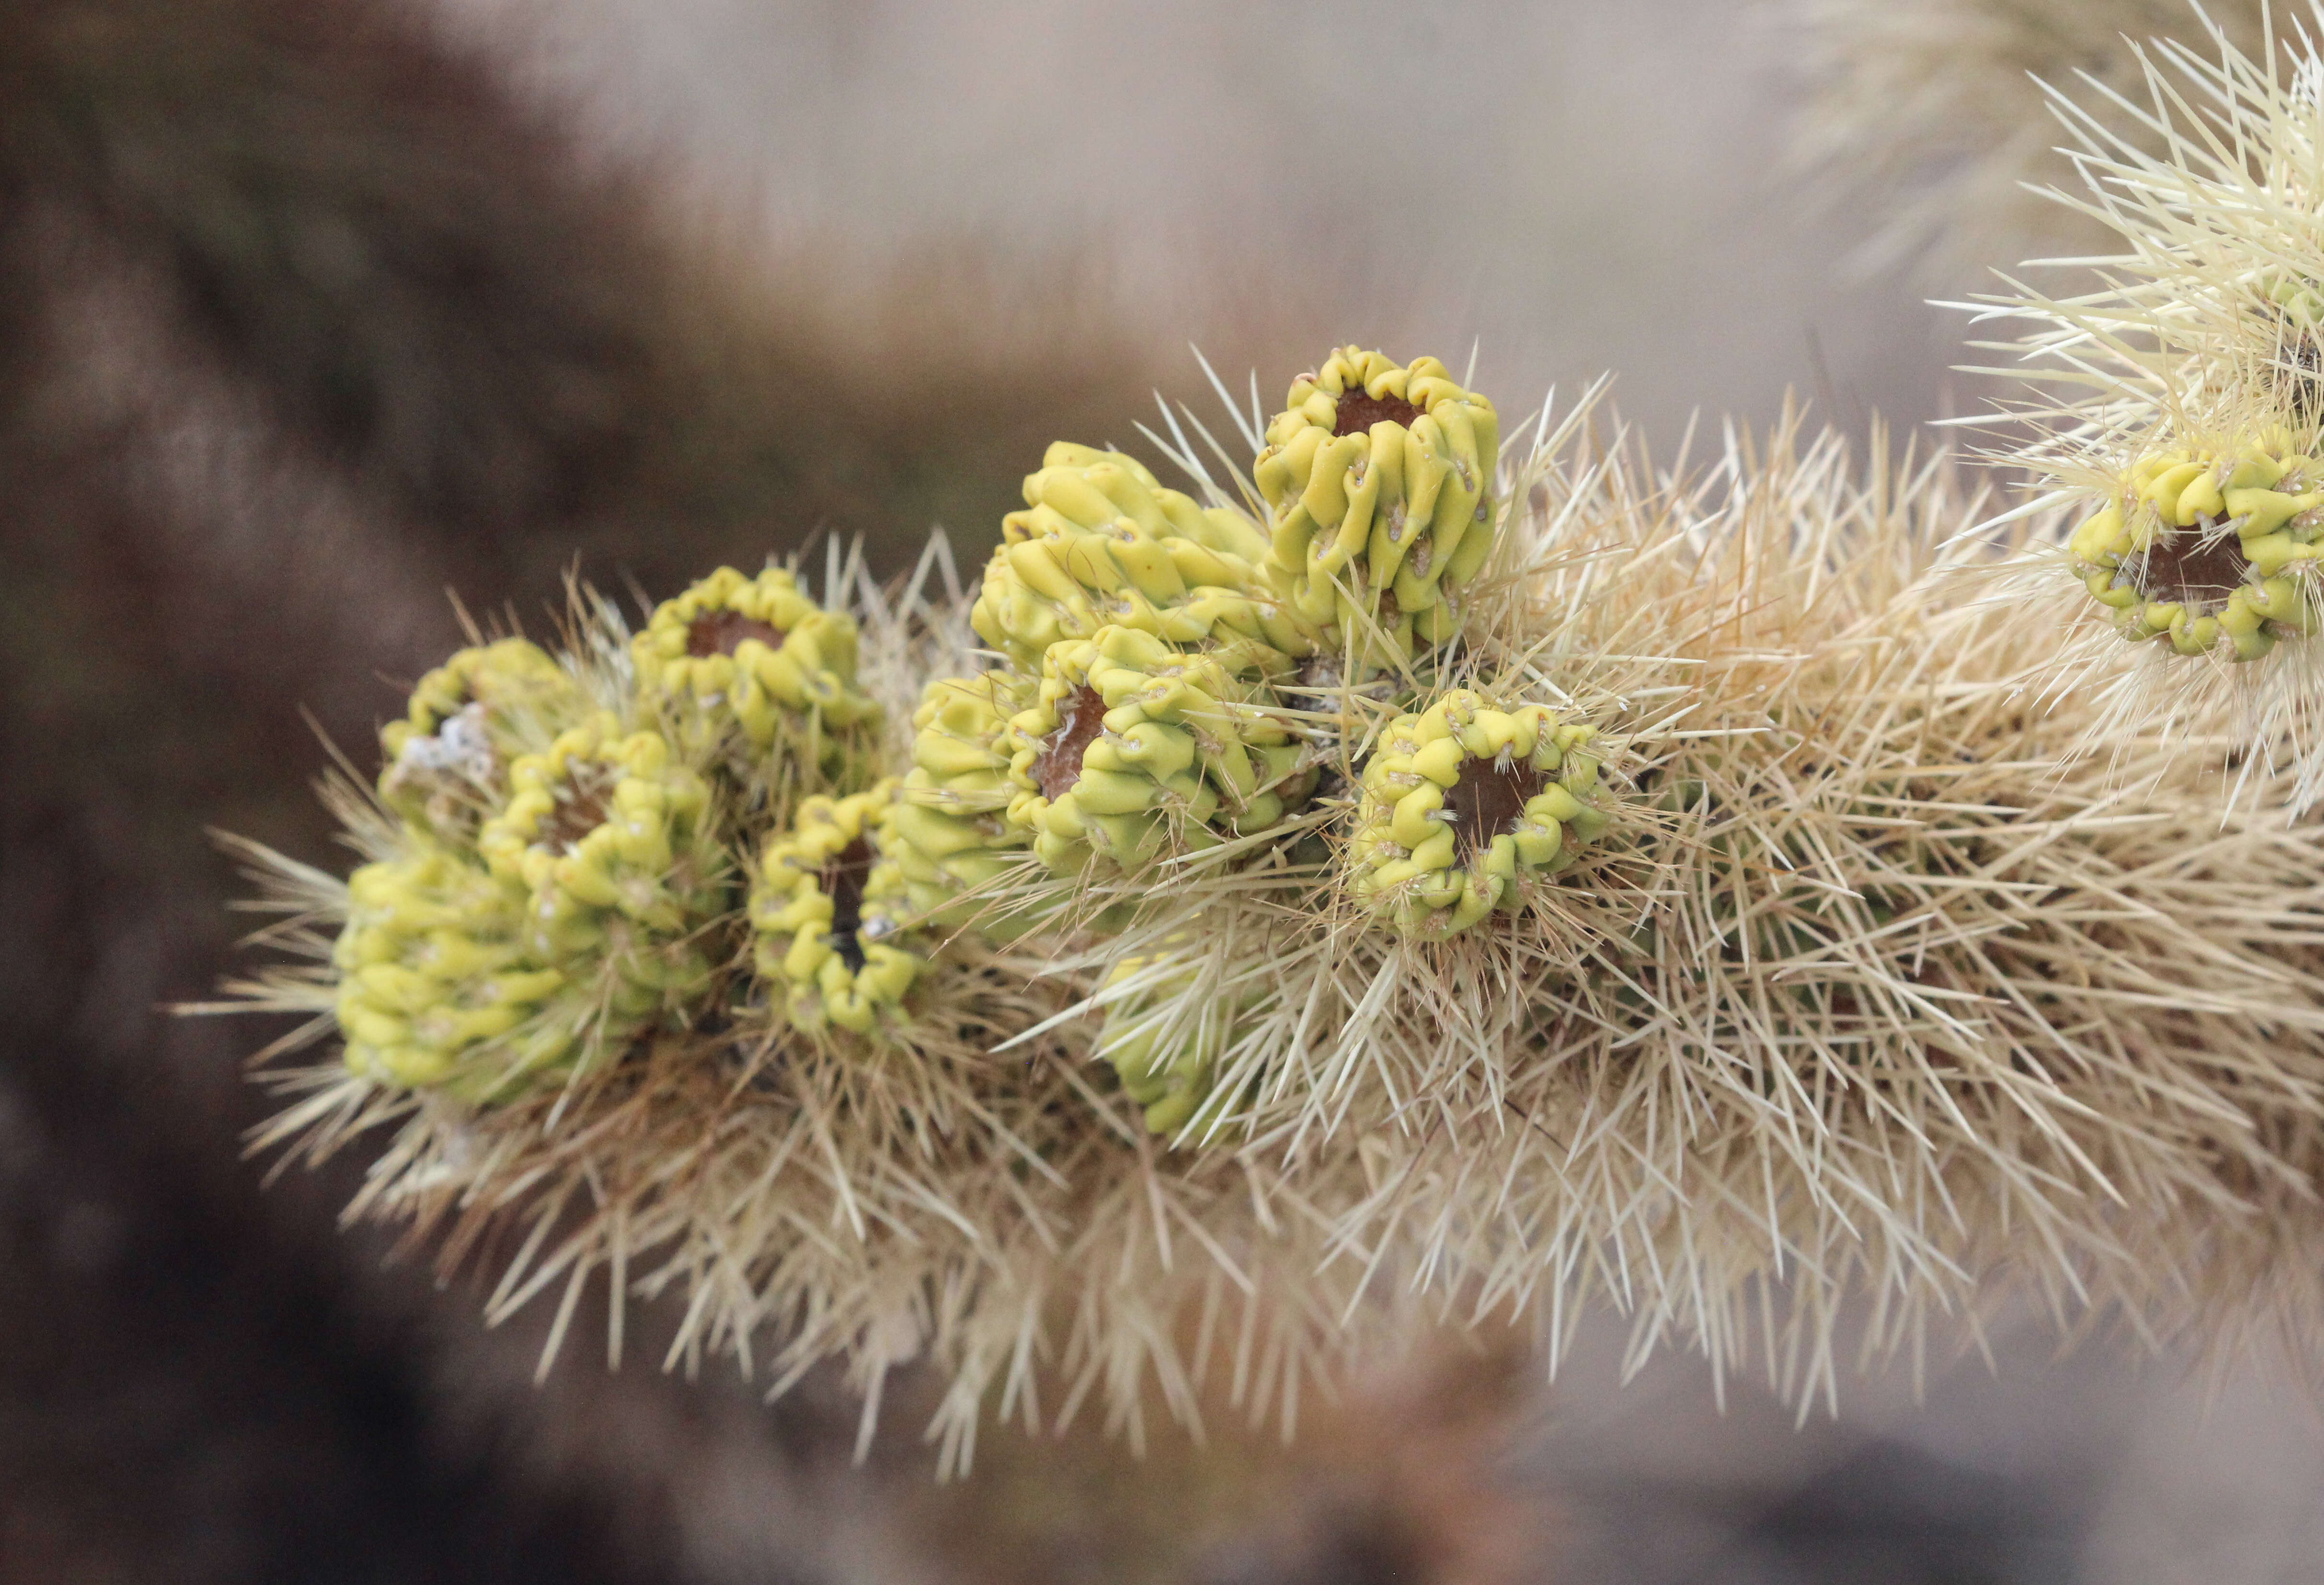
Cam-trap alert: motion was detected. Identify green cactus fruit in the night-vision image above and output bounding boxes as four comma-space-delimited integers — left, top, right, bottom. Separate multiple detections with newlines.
632, 566, 882, 762
477, 712, 727, 1004
332, 849, 578, 1100
885, 671, 1051, 939
1348, 688, 1606, 938
1003, 626, 1315, 873
751, 780, 924, 1037
2068, 433, 2324, 660
1095, 951, 1255, 1139
970, 443, 1315, 674
378, 638, 584, 839
1254, 347, 1500, 671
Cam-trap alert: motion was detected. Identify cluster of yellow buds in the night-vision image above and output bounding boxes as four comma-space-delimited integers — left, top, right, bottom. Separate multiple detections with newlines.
750, 782, 924, 1037
1348, 690, 1606, 938
2069, 436, 2324, 659
1255, 347, 1500, 671
331, 347, 1613, 1137
898, 347, 1512, 933
632, 566, 882, 765
1002, 626, 1313, 872
477, 713, 726, 1005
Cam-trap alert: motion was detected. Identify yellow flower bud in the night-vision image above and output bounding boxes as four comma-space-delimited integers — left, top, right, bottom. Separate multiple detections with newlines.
331, 848, 580, 1101
887, 672, 1050, 939
378, 638, 584, 839
1095, 950, 1255, 1140
1003, 626, 1316, 874
478, 712, 726, 995
969, 443, 1315, 674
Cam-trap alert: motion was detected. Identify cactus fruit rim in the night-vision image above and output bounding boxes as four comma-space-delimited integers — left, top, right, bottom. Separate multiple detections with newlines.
687, 609, 788, 658
1444, 757, 1548, 862
821, 835, 875, 972
2129, 524, 2252, 612
1035, 685, 1108, 800
1335, 387, 1425, 436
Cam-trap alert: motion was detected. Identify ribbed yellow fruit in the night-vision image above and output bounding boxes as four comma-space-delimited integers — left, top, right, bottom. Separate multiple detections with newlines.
2068, 435, 2324, 660
1347, 688, 1606, 938
632, 566, 881, 760
751, 781, 923, 1037
970, 442, 1313, 675
1003, 627, 1315, 873
1254, 348, 1499, 671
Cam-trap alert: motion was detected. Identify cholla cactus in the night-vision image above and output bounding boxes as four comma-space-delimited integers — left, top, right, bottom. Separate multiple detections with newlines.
477, 713, 727, 1005
2068, 435, 2324, 659
1347, 689, 1605, 938
378, 637, 583, 837
970, 443, 1310, 673
203, 226, 2324, 1474
1002, 626, 1313, 872
1254, 347, 1498, 669
751, 781, 924, 1036
632, 565, 881, 783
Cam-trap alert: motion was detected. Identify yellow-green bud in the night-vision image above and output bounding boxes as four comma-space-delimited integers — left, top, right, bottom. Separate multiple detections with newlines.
1348, 688, 1606, 938
1003, 627, 1315, 873
751, 780, 924, 1037
1254, 348, 1500, 670
332, 848, 578, 1099
2067, 435, 2324, 661
378, 639, 583, 838
970, 443, 1314, 674
478, 713, 726, 1000
887, 671, 1048, 938
1096, 951, 1252, 1140
632, 566, 881, 759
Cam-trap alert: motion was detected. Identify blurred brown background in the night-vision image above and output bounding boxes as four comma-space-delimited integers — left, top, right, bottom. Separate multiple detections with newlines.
0, 0, 2313, 1581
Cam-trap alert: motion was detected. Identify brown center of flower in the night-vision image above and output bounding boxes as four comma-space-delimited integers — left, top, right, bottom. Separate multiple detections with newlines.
1335, 387, 1425, 436
2133, 521, 2251, 611
540, 763, 617, 852
687, 609, 786, 658
820, 834, 874, 973
1035, 685, 1108, 801
1441, 757, 1546, 863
